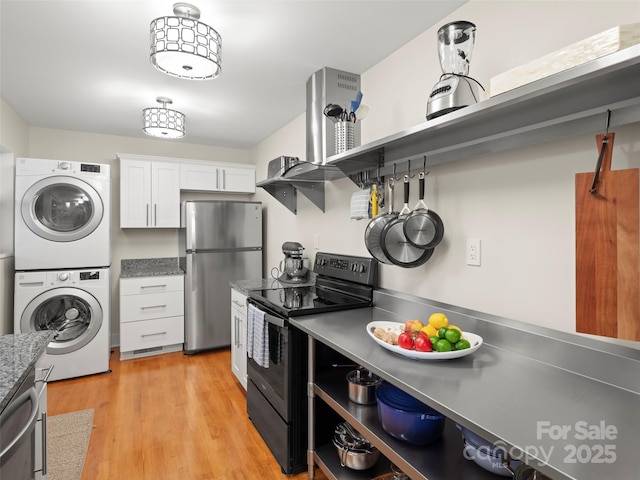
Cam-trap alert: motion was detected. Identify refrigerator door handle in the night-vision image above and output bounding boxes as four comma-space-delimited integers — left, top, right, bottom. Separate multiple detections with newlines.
191, 258, 197, 292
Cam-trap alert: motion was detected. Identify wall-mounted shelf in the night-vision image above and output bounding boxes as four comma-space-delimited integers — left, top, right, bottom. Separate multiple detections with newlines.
327, 44, 640, 181
259, 45, 640, 210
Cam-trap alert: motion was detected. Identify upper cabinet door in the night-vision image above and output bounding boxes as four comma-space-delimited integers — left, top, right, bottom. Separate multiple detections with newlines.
152, 162, 180, 227
220, 166, 255, 193
120, 158, 180, 228
120, 159, 152, 228
180, 163, 221, 191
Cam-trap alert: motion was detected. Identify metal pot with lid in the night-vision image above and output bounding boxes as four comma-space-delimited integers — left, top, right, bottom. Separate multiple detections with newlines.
333, 422, 380, 470
347, 368, 382, 404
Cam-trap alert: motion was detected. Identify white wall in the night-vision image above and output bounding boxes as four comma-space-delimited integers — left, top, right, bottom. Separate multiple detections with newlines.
0, 98, 30, 334
250, 0, 640, 341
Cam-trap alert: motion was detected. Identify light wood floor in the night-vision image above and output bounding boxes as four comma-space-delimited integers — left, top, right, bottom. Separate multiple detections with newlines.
48, 347, 327, 480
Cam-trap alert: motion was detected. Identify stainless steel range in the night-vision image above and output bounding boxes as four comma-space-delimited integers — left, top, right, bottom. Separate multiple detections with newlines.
246, 252, 377, 474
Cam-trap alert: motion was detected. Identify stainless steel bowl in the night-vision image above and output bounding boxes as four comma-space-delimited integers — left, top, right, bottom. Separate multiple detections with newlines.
347, 369, 382, 405
333, 422, 380, 470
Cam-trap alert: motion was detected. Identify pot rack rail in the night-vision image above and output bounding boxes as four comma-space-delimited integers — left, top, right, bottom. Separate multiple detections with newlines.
258, 44, 640, 211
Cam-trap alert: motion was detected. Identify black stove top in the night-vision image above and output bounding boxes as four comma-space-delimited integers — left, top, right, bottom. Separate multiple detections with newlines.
248, 252, 377, 318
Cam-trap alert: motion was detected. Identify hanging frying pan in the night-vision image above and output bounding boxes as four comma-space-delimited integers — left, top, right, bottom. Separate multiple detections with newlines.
364, 179, 396, 264
380, 174, 433, 268
403, 170, 444, 249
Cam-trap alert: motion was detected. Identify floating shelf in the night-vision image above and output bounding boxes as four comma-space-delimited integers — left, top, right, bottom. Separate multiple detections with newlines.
327, 44, 640, 181
258, 45, 640, 210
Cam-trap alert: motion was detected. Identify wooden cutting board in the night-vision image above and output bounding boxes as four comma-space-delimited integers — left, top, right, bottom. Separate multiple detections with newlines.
575, 133, 640, 340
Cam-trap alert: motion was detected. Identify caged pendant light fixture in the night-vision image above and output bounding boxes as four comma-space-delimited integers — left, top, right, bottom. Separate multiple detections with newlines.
150, 3, 222, 80
142, 97, 186, 139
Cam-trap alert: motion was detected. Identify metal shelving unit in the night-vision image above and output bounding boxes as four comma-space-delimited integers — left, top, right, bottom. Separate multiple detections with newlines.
312, 372, 501, 480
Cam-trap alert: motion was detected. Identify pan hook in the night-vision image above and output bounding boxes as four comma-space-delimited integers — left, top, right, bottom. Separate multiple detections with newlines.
406, 159, 416, 179
421, 155, 431, 180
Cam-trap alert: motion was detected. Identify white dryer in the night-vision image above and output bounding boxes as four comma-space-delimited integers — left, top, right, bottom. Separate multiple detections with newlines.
14, 267, 111, 381
14, 157, 111, 270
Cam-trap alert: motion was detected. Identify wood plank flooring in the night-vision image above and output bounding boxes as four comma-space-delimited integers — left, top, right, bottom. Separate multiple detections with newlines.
48, 348, 327, 480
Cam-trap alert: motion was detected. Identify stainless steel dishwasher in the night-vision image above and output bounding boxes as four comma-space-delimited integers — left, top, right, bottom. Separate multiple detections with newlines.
0, 367, 38, 480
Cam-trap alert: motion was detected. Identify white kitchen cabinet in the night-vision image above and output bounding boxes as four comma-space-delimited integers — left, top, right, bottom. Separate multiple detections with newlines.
180, 162, 255, 193
119, 156, 180, 228
120, 275, 184, 359
230, 288, 248, 389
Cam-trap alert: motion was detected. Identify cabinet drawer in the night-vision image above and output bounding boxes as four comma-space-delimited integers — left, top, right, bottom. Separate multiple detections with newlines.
120, 316, 184, 352
120, 290, 184, 323
120, 275, 183, 295
231, 288, 248, 310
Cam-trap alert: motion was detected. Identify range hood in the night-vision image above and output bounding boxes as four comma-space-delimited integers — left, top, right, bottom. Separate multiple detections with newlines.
257, 68, 361, 213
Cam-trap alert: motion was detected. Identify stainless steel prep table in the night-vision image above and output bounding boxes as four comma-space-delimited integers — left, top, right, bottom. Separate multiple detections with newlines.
289, 288, 640, 480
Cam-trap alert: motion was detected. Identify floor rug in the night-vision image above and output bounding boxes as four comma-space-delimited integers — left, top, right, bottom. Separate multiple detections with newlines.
47, 409, 94, 480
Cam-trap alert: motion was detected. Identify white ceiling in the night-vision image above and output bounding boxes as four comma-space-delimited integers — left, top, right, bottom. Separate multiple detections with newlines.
0, 0, 466, 149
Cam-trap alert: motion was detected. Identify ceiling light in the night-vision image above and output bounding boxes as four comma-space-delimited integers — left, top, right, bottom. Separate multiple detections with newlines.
142, 97, 186, 139
150, 3, 222, 80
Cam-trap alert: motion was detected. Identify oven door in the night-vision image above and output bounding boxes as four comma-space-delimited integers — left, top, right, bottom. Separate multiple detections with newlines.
246, 301, 291, 421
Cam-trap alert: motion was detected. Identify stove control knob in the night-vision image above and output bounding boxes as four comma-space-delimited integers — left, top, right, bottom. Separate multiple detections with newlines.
318, 258, 327, 266
58, 272, 70, 282
357, 264, 366, 273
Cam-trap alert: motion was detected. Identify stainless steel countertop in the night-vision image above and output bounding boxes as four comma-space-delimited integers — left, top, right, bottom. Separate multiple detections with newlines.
289, 288, 640, 480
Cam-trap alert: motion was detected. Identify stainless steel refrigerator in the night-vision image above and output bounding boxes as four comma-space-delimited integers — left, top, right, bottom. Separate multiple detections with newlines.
179, 200, 262, 354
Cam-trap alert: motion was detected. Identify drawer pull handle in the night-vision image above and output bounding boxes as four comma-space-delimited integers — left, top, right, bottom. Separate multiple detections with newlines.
140, 304, 167, 310
140, 284, 167, 289
141, 332, 167, 338
232, 300, 244, 307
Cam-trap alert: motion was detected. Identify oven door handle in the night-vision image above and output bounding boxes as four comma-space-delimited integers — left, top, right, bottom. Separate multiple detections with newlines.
263, 313, 286, 329
248, 300, 288, 329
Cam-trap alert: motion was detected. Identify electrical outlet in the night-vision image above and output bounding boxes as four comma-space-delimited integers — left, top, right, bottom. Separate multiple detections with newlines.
466, 239, 481, 266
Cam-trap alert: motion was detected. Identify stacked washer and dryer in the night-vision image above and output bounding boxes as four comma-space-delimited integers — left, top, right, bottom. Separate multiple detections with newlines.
14, 157, 112, 381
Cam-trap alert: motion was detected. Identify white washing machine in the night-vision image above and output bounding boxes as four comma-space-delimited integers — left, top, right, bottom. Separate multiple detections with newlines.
14, 157, 111, 270
14, 267, 111, 381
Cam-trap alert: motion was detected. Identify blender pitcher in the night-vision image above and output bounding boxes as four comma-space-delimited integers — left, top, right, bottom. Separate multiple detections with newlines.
437, 21, 476, 76
426, 20, 483, 120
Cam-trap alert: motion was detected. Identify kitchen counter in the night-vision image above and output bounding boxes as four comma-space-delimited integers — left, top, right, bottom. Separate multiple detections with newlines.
289, 288, 640, 480
120, 257, 183, 278
0, 331, 53, 413
229, 273, 316, 296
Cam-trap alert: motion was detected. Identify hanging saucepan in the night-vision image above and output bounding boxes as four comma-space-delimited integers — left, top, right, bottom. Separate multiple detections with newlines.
403, 169, 444, 249
380, 174, 433, 268
364, 179, 396, 264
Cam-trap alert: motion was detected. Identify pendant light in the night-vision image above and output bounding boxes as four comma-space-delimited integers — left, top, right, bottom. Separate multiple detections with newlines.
142, 97, 186, 139
150, 3, 222, 80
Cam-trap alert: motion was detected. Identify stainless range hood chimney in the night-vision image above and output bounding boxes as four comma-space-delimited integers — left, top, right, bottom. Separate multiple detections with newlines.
306, 67, 361, 165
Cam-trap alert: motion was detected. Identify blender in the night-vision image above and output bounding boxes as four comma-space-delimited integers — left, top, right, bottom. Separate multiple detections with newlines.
426, 21, 483, 120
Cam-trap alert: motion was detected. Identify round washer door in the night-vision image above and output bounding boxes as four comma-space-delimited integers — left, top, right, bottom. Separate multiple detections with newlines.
20, 287, 103, 355
21, 176, 104, 242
